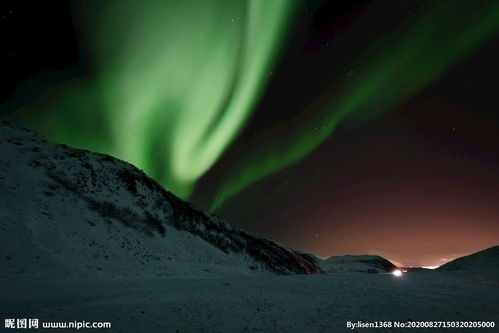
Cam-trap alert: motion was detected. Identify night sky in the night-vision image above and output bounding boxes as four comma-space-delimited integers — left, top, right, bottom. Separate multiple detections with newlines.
2, 0, 499, 267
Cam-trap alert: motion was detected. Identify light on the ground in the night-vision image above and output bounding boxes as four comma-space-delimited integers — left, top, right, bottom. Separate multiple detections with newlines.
392, 269, 403, 277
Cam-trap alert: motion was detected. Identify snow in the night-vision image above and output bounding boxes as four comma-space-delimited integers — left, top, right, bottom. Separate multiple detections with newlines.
1, 121, 498, 331
437, 246, 499, 282
1, 271, 498, 332
0, 121, 317, 278
317, 255, 397, 273
439, 246, 499, 271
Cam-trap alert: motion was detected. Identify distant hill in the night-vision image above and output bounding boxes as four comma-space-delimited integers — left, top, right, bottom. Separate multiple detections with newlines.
316, 255, 397, 273
438, 246, 499, 271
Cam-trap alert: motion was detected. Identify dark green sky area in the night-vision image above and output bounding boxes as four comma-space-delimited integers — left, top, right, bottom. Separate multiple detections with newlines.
2, 0, 499, 266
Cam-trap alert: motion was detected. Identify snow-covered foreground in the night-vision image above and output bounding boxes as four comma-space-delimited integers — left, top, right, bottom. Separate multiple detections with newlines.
1, 271, 498, 332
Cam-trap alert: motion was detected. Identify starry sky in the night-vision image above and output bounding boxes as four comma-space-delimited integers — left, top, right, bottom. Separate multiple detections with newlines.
2, 0, 499, 267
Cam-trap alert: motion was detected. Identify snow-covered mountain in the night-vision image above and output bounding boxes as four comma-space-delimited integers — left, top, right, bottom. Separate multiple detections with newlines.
0, 121, 320, 278
438, 246, 499, 271
317, 255, 397, 273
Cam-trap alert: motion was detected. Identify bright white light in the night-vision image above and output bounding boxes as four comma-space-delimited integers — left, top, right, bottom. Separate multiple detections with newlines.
392, 269, 403, 277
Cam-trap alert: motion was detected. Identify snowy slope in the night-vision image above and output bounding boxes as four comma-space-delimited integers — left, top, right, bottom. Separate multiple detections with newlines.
317, 255, 397, 273
0, 121, 319, 278
438, 246, 499, 271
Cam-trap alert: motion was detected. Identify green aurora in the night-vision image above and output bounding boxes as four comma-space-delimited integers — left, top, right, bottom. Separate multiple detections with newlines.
210, 0, 499, 210
4, 0, 499, 211
5, 0, 297, 199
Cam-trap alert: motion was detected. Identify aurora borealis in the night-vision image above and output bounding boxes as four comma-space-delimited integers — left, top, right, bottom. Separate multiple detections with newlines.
209, 0, 499, 210
2, 0, 499, 266
4, 0, 298, 199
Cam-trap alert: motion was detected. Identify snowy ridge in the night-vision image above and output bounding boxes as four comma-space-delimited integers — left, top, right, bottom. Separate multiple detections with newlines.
0, 121, 319, 278
438, 246, 499, 271
317, 255, 397, 273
